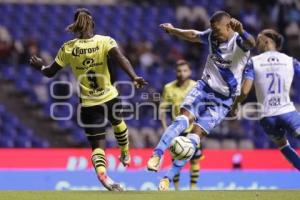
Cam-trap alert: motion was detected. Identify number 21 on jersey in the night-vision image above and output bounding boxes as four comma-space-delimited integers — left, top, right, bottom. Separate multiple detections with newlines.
266, 72, 281, 94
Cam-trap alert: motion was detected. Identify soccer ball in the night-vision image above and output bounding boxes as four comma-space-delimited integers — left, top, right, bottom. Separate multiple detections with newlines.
169, 136, 195, 160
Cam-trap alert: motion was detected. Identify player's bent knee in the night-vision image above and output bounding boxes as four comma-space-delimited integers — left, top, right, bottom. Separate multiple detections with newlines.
192, 125, 206, 138
175, 115, 190, 130
180, 108, 195, 125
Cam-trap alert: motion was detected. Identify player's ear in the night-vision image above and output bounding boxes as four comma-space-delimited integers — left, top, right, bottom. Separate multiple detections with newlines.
264, 39, 268, 45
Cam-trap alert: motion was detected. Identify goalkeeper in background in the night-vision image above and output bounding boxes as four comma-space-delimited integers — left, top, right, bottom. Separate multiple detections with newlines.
159, 60, 204, 190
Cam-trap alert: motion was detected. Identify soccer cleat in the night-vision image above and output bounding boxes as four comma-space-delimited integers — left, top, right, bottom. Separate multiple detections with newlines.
158, 178, 170, 191
119, 151, 131, 167
147, 154, 161, 172
97, 172, 124, 191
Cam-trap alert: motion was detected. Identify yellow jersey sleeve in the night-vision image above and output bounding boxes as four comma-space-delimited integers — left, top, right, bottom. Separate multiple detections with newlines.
55, 45, 69, 67
104, 37, 118, 55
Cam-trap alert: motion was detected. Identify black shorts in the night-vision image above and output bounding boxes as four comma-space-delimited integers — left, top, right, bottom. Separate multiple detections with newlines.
80, 98, 123, 140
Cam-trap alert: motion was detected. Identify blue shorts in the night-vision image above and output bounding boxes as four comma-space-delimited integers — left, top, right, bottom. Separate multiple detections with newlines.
260, 111, 300, 141
181, 80, 233, 134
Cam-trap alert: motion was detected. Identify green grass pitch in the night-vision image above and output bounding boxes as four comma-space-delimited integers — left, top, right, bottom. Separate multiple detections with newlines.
0, 191, 300, 200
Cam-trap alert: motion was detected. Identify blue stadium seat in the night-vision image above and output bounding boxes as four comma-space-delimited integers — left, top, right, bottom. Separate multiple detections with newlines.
31, 137, 50, 148
14, 136, 32, 148
0, 137, 14, 148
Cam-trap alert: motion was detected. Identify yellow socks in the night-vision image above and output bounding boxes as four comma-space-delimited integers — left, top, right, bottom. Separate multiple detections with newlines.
91, 148, 106, 174
113, 120, 129, 152
190, 160, 200, 189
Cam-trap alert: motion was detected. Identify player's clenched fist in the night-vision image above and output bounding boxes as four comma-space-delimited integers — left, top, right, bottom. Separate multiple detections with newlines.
230, 18, 244, 34
159, 23, 174, 33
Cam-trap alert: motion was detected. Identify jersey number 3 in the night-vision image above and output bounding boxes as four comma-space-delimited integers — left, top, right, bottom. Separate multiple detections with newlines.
266, 72, 281, 94
87, 70, 99, 89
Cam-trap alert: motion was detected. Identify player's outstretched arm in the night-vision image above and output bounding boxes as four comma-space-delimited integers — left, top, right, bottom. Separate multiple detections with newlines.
108, 47, 148, 89
160, 23, 201, 43
230, 79, 253, 116
230, 18, 256, 50
29, 56, 62, 78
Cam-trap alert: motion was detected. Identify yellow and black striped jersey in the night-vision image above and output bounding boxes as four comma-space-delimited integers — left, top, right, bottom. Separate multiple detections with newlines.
160, 79, 196, 132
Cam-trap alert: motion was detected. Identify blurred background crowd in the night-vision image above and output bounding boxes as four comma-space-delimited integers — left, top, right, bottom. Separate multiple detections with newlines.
0, 0, 300, 149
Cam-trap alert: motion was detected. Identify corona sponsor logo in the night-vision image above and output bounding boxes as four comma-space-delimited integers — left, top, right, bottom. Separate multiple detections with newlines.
72, 46, 99, 57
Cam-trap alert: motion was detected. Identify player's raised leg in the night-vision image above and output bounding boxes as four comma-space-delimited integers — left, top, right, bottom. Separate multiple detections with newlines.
105, 98, 131, 167
159, 130, 204, 190
159, 133, 200, 191
107, 99, 131, 167
112, 120, 131, 166
147, 109, 194, 172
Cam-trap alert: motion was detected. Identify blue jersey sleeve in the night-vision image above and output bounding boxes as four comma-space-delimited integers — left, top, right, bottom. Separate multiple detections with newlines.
293, 58, 300, 76
198, 29, 211, 44
243, 59, 255, 80
236, 31, 253, 52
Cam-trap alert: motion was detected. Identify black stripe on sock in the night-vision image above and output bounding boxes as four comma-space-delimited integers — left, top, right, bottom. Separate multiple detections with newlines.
92, 153, 105, 157
117, 138, 128, 143
94, 161, 106, 167
114, 128, 128, 135
116, 134, 128, 140
94, 159, 106, 164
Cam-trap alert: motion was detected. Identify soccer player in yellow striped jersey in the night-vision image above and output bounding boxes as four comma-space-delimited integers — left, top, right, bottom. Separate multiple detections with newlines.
30, 8, 147, 191
159, 60, 204, 190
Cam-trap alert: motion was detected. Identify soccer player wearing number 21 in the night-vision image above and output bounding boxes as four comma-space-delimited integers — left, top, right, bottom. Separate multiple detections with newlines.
148, 11, 256, 190
29, 8, 147, 191
231, 29, 300, 171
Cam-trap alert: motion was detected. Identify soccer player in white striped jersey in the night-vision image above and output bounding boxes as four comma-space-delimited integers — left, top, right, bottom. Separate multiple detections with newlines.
231, 29, 300, 171
147, 11, 256, 190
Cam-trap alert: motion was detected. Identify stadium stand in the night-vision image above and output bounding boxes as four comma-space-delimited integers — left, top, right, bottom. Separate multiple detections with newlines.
0, 0, 300, 148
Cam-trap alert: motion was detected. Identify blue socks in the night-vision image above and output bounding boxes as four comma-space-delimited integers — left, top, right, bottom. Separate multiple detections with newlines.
165, 160, 187, 180
154, 115, 189, 156
165, 134, 200, 181
280, 144, 300, 171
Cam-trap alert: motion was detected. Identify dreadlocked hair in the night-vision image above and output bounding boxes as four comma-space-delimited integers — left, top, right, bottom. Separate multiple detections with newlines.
66, 8, 94, 35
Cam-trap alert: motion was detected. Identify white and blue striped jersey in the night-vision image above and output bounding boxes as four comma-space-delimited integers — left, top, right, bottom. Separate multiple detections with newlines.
244, 51, 300, 117
199, 29, 250, 97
